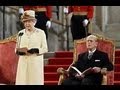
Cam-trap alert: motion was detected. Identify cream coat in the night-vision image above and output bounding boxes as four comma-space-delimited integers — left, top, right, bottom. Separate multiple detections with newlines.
15, 28, 48, 85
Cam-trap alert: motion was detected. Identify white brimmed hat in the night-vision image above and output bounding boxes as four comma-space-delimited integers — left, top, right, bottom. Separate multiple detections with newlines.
21, 10, 36, 22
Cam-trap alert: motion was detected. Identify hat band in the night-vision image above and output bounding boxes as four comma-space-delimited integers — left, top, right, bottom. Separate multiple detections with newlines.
21, 16, 36, 22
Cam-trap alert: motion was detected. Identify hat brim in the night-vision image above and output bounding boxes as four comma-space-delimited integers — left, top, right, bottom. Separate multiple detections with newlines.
21, 18, 36, 22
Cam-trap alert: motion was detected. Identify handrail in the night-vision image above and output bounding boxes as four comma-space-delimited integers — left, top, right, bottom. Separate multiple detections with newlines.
51, 19, 71, 27
6, 6, 19, 11
0, 6, 18, 15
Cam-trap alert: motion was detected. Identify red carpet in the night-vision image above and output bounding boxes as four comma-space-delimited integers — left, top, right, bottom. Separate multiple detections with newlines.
44, 50, 120, 85
48, 58, 73, 65
44, 51, 73, 85
114, 49, 120, 85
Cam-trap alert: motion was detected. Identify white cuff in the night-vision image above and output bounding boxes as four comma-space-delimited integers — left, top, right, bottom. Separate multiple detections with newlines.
46, 21, 51, 28
63, 7, 68, 14
83, 19, 89, 26
19, 8, 24, 14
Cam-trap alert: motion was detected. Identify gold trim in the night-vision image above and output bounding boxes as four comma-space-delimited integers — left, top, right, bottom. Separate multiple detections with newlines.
0, 34, 17, 43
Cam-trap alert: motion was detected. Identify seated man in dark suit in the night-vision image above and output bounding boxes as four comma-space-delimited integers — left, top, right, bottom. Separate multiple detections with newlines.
61, 35, 113, 85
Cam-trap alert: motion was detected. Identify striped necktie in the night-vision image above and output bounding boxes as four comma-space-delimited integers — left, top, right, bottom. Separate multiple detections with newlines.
88, 52, 93, 60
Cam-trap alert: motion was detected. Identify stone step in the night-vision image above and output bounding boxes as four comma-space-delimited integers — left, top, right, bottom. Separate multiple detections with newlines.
44, 52, 55, 59
44, 52, 55, 65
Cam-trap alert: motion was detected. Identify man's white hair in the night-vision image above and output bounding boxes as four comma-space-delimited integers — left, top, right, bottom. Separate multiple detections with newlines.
86, 35, 98, 41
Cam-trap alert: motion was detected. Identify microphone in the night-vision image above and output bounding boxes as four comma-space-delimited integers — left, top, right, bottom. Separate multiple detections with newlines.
19, 32, 24, 36
17, 32, 24, 48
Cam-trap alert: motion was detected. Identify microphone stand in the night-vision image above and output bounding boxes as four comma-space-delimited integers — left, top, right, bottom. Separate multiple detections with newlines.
17, 32, 23, 48
16, 33, 27, 56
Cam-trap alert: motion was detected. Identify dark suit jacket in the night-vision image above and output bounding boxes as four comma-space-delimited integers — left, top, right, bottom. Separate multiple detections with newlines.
69, 49, 113, 84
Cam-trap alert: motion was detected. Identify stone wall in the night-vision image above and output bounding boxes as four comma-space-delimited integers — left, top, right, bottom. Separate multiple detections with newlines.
0, 6, 19, 39
0, 6, 120, 51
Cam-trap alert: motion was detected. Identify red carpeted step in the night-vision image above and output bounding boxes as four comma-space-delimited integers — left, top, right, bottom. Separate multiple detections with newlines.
48, 58, 73, 65
44, 73, 59, 81
44, 50, 120, 85
44, 81, 58, 85
115, 57, 120, 64
55, 51, 73, 58
44, 65, 69, 73
114, 64, 120, 72
114, 81, 120, 85
114, 72, 120, 81
115, 49, 120, 57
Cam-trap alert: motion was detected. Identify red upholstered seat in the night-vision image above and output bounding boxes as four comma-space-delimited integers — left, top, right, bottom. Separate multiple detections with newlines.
58, 34, 115, 85
0, 35, 18, 84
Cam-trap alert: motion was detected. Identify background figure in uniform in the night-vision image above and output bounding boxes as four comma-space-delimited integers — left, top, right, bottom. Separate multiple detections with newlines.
64, 6, 94, 41
15, 10, 48, 85
23, 6, 52, 39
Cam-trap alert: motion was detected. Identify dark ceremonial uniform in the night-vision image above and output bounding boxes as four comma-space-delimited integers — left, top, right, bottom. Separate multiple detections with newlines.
68, 6, 94, 40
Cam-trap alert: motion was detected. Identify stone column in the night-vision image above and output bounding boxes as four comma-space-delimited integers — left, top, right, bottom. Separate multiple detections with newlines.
102, 6, 108, 32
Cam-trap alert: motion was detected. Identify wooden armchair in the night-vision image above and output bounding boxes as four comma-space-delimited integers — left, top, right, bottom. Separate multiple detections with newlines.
57, 34, 115, 85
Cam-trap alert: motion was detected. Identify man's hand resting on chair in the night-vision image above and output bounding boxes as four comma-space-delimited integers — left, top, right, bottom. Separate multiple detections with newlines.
57, 67, 68, 74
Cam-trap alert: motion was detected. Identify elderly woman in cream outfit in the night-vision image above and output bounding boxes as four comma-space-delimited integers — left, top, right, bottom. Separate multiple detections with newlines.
15, 10, 48, 85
